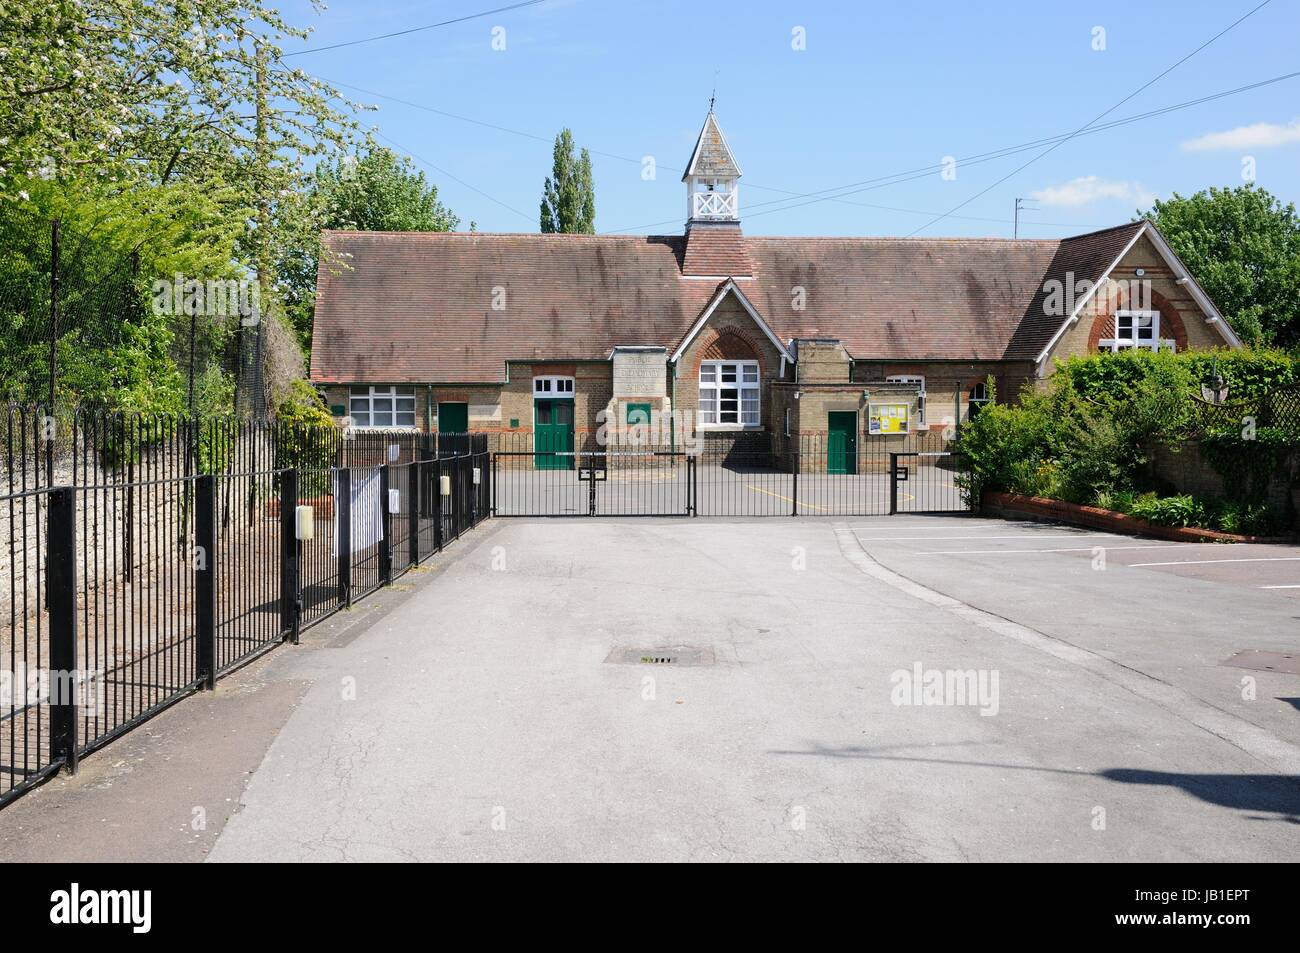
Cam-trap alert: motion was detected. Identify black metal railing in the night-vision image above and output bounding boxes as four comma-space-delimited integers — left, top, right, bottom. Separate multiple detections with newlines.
0, 412, 493, 810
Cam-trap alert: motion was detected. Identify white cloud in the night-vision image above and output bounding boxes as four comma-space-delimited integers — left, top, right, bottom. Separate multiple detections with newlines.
1029, 176, 1155, 209
1180, 119, 1300, 152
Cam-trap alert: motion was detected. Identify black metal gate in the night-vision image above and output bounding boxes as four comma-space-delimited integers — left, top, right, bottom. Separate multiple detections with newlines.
492, 450, 693, 517
490, 440, 972, 518
889, 451, 970, 515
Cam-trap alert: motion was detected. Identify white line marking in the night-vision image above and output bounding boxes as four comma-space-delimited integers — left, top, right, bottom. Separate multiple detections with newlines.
832, 527, 1300, 774
855, 534, 1117, 542
915, 544, 1185, 556
1130, 557, 1300, 568
1259, 584, 1300, 589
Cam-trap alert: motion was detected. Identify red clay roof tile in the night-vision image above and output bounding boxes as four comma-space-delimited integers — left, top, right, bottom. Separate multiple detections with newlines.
308, 222, 1149, 383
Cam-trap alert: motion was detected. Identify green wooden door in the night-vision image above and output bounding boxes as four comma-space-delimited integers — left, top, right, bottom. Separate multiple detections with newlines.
534, 399, 574, 469
438, 402, 468, 433
827, 412, 858, 474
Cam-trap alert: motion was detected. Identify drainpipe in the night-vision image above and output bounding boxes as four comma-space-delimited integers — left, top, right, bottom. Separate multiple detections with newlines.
426, 385, 434, 432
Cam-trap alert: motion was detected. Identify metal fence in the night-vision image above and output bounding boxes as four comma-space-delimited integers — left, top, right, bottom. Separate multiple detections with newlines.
489, 432, 970, 517
1, 410, 490, 809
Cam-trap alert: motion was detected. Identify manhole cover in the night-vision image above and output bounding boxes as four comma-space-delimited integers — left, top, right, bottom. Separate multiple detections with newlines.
1221, 650, 1300, 675
605, 647, 714, 667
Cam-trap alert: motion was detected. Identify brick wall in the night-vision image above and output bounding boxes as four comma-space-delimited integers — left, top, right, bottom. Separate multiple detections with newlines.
1146, 439, 1299, 519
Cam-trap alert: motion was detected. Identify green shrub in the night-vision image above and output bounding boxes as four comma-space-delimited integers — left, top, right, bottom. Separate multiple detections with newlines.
954, 383, 1063, 501
1093, 488, 1137, 514
275, 381, 339, 496
1056, 349, 1298, 403
1128, 493, 1207, 528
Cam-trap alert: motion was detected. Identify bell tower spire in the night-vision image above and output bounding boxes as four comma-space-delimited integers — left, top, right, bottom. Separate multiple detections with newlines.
683, 110, 741, 228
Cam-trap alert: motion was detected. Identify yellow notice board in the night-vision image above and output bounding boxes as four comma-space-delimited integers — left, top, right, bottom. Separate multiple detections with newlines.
868, 402, 910, 435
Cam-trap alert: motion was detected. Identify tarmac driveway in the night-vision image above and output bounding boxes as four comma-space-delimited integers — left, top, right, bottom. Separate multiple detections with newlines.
3, 516, 1297, 862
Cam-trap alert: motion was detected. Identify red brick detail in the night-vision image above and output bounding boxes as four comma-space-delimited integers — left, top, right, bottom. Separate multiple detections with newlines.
681, 226, 753, 277
1087, 288, 1188, 352
690, 327, 765, 382
700, 330, 759, 362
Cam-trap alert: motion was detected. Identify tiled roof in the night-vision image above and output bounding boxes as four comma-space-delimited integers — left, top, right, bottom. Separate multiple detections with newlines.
308, 225, 1146, 384
683, 112, 742, 180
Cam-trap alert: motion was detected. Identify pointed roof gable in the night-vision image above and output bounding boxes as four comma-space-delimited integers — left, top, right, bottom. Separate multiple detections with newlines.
670, 279, 791, 364
682, 112, 742, 181
1004, 220, 1243, 364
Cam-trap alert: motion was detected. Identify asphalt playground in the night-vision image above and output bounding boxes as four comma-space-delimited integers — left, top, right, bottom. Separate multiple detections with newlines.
1, 514, 1296, 862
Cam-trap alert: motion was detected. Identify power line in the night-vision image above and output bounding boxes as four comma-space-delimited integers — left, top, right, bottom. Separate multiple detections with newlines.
603, 66, 1300, 233
281, 0, 550, 58
905, 0, 1274, 236
329, 69, 1300, 233
368, 129, 535, 224
317, 82, 536, 224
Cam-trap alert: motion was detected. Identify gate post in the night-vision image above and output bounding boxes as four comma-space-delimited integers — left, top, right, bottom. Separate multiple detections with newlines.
195, 474, 217, 689
280, 468, 300, 644
791, 442, 800, 517
456, 455, 466, 538
889, 453, 899, 516
409, 460, 421, 566
337, 467, 352, 607
379, 464, 392, 585
47, 485, 79, 773
433, 458, 444, 552
687, 455, 696, 516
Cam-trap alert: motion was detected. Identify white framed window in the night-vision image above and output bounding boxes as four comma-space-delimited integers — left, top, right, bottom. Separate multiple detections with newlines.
533, 376, 575, 397
968, 381, 991, 419
885, 375, 926, 427
1101, 310, 1174, 352
349, 386, 416, 429
699, 360, 759, 427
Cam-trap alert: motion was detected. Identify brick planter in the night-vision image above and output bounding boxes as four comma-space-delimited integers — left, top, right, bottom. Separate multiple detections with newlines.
980, 490, 1290, 544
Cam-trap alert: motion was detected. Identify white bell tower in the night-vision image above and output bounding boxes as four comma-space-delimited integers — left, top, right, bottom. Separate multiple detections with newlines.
683, 110, 742, 227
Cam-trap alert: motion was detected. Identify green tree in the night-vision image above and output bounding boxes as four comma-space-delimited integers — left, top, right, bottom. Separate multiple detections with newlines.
540, 129, 595, 233
316, 147, 460, 233
1140, 186, 1300, 348
0, 1, 364, 411
277, 145, 462, 343
0, 179, 246, 411
0, 0, 356, 198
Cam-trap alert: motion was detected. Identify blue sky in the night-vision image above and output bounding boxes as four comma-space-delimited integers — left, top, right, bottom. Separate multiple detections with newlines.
279, 0, 1300, 238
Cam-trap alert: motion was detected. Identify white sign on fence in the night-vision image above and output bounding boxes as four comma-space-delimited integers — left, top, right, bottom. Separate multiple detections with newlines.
332, 469, 384, 556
